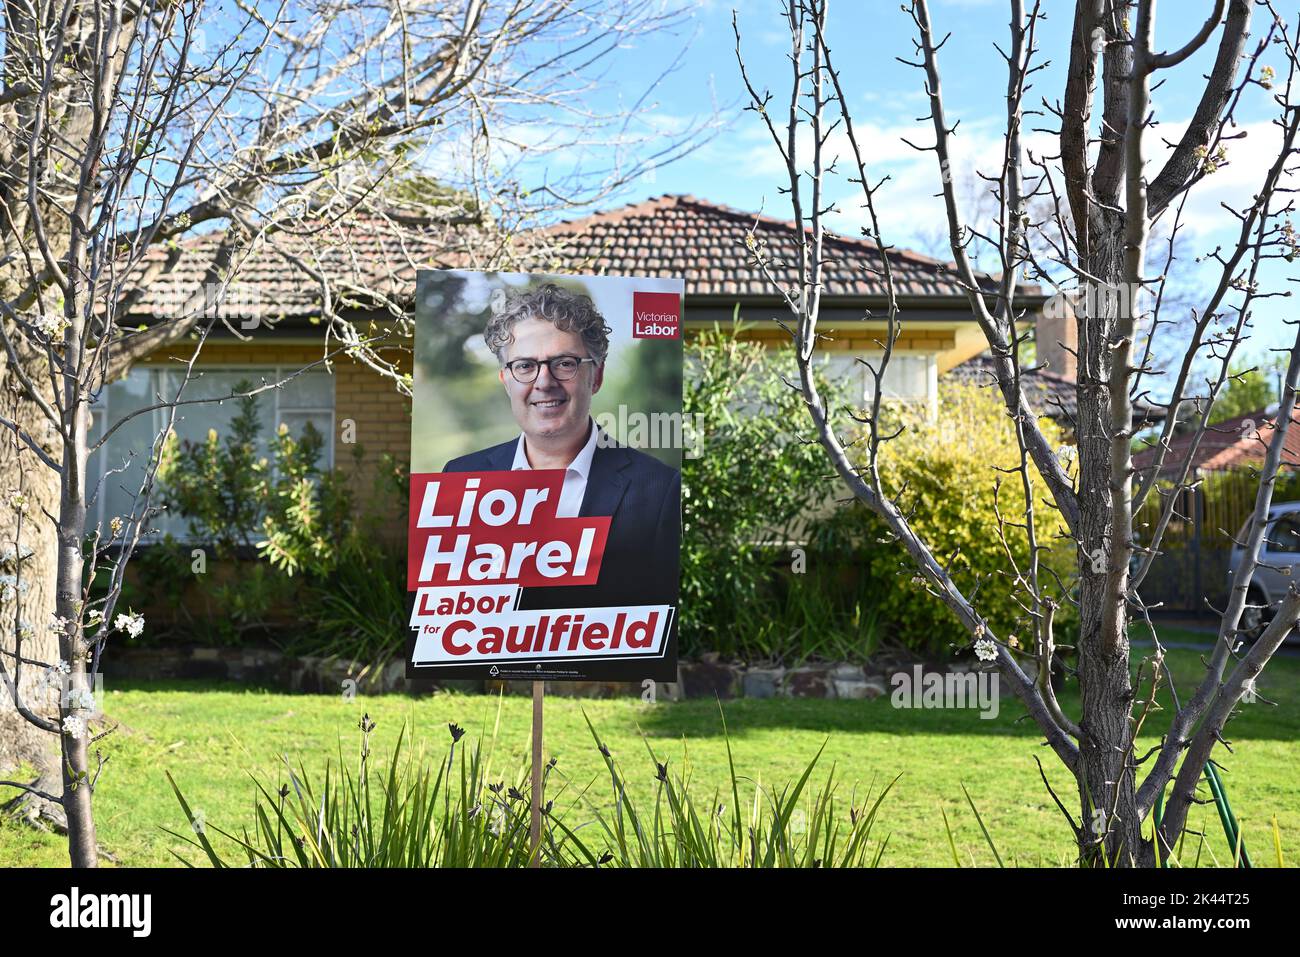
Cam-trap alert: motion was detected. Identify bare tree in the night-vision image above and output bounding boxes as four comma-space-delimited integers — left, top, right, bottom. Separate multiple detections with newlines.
736, 0, 1299, 866
918, 167, 1205, 383
0, 0, 709, 867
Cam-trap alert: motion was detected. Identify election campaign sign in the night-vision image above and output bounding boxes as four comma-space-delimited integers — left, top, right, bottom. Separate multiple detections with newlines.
407, 270, 684, 682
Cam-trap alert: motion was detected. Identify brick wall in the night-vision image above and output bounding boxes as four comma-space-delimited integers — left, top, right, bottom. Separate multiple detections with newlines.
699, 324, 956, 352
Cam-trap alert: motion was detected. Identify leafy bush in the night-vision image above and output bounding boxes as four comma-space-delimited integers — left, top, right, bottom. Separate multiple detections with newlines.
158, 382, 355, 576
682, 326, 1074, 661
114, 532, 296, 647
165, 709, 894, 868
297, 527, 409, 666
809, 380, 1076, 656
682, 322, 855, 661
137, 383, 357, 645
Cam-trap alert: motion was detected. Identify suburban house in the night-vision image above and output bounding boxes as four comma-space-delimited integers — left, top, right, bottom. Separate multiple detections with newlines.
98, 194, 1063, 542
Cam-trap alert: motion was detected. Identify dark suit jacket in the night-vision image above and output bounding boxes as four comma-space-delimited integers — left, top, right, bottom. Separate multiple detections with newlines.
442, 435, 681, 612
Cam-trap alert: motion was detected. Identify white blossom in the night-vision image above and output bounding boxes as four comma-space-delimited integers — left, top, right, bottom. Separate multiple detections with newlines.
49, 614, 70, 635
974, 639, 998, 662
62, 714, 88, 739
65, 688, 96, 712
87, 607, 104, 625
7, 490, 28, 514
56, 659, 72, 675
115, 611, 145, 638
33, 313, 70, 338
36, 668, 62, 694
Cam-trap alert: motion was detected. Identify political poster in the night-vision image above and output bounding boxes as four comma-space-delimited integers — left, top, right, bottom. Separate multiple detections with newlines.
407, 270, 684, 682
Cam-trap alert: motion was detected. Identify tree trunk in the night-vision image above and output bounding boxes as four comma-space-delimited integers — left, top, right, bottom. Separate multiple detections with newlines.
0, 367, 66, 830
1073, 218, 1152, 867
0, 0, 102, 857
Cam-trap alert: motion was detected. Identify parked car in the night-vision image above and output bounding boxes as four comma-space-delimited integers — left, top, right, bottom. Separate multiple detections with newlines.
1229, 502, 1300, 643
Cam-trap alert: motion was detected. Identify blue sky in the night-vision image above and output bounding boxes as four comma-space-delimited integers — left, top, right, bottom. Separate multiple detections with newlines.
569, 0, 1298, 369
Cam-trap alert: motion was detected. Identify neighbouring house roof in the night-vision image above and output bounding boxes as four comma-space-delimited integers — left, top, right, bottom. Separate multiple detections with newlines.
949, 355, 1168, 427
1132, 406, 1300, 479
124, 194, 1038, 327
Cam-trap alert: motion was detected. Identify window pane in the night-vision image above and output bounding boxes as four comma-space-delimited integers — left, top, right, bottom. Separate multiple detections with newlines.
91, 366, 338, 541
821, 353, 931, 403
278, 411, 335, 467
164, 370, 276, 457
279, 369, 333, 410
871, 355, 929, 400
90, 370, 165, 533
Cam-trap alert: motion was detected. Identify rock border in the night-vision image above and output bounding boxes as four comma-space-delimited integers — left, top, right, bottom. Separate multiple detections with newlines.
100, 645, 1013, 700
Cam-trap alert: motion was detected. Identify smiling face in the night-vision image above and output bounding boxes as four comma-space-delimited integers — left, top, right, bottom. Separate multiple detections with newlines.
499, 316, 603, 450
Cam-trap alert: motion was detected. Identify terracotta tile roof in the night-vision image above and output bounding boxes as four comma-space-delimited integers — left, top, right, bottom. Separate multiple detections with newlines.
950, 355, 1167, 426
125, 216, 471, 322
540, 194, 1034, 302
125, 195, 1034, 323
1132, 407, 1300, 478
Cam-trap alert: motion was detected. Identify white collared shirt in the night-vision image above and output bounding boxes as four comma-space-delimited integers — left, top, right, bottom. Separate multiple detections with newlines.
510, 419, 599, 518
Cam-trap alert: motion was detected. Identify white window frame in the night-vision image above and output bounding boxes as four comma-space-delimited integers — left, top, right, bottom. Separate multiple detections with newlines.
821, 351, 939, 420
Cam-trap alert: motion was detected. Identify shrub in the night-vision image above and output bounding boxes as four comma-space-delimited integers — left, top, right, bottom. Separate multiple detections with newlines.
682, 327, 1074, 661
108, 532, 296, 647
809, 380, 1076, 656
143, 385, 405, 651
157, 382, 355, 576
682, 322, 851, 660
297, 533, 409, 666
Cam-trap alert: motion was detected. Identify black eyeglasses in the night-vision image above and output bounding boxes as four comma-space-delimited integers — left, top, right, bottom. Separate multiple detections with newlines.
503, 355, 597, 383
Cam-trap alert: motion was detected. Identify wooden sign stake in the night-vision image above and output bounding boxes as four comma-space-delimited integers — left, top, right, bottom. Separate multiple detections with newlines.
529, 679, 544, 868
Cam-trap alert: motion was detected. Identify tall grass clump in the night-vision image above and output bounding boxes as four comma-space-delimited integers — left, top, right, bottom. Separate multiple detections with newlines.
165, 715, 541, 867
165, 706, 894, 868
557, 710, 895, 867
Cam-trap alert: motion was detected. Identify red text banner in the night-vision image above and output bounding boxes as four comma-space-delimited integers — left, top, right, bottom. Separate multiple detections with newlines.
407, 470, 611, 591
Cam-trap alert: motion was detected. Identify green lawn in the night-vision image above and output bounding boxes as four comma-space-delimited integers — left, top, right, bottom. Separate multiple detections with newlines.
3, 642, 1297, 867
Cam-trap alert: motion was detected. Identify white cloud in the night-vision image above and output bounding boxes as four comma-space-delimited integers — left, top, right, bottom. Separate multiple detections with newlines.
726, 102, 1297, 268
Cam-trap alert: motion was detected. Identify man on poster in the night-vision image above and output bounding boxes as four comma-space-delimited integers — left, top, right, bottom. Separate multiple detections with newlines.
441, 283, 680, 612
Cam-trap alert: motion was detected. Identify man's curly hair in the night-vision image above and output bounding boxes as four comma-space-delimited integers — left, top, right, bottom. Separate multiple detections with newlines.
484, 283, 612, 366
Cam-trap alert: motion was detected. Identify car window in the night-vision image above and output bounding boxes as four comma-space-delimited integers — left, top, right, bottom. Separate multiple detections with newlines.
1269, 515, 1300, 554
